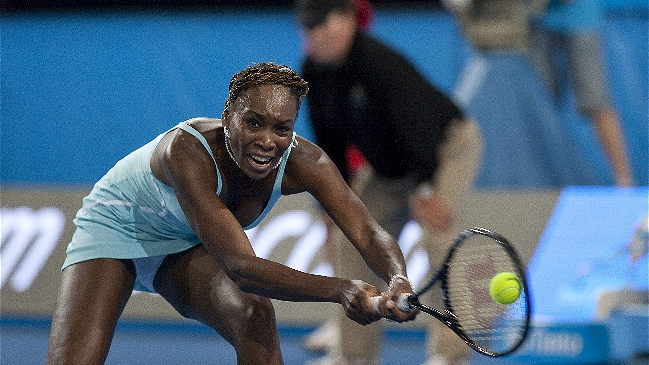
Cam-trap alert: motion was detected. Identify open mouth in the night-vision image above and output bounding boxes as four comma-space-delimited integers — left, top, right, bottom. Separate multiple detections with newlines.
248, 154, 274, 169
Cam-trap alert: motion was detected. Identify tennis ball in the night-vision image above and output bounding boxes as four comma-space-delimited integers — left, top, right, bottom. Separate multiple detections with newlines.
489, 272, 521, 305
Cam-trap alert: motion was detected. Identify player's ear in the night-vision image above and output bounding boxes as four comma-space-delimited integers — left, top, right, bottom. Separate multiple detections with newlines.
221, 108, 230, 128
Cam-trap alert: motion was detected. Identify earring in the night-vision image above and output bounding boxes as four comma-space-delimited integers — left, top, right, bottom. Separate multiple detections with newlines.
291, 132, 298, 148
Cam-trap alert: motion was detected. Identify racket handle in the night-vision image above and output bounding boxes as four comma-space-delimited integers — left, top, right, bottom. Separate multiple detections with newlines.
396, 293, 413, 311
370, 296, 381, 313
370, 293, 413, 313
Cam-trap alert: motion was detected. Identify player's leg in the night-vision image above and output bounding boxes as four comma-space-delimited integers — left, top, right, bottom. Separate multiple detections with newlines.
46, 258, 136, 365
421, 118, 483, 365
153, 245, 282, 365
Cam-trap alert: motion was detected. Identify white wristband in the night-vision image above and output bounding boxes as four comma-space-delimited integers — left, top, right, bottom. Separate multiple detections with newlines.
388, 274, 412, 291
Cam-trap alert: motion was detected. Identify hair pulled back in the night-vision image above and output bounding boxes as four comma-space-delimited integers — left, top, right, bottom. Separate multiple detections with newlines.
225, 62, 309, 111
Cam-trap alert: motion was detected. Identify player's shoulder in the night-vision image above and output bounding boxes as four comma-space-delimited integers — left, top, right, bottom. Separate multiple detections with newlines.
168, 117, 221, 147
158, 118, 219, 166
184, 117, 222, 132
283, 137, 334, 192
286, 137, 333, 178
289, 136, 327, 165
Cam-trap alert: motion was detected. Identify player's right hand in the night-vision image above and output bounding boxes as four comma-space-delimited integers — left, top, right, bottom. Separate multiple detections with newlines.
372, 293, 418, 322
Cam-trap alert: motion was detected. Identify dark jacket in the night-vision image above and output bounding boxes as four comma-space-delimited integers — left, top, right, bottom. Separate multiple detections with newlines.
302, 31, 464, 183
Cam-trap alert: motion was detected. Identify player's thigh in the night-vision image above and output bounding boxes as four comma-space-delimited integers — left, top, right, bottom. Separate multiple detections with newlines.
47, 258, 136, 365
153, 245, 279, 345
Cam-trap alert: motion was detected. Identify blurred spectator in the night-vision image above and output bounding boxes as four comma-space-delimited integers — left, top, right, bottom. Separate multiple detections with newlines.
444, 0, 532, 52
528, 0, 634, 186
295, 0, 483, 364
445, 0, 633, 186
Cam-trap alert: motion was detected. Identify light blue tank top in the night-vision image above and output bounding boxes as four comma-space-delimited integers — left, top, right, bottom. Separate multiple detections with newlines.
63, 122, 292, 268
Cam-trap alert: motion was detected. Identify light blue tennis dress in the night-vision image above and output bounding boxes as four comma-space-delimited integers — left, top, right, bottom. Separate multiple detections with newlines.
63, 122, 293, 292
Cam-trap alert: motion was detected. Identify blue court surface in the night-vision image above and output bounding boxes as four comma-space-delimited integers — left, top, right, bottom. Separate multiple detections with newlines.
2, 317, 433, 365
0, 316, 538, 365
4, 311, 649, 365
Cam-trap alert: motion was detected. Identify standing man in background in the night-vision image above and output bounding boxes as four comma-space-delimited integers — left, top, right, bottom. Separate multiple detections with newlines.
529, 0, 634, 186
295, 1, 483, 364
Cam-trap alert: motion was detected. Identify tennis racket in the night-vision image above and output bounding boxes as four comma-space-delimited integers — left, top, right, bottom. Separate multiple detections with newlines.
372, 227, 531, 357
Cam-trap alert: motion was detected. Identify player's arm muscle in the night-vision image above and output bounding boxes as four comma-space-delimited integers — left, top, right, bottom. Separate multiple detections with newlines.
285, 141, 408, 284
158, 132, 347, 303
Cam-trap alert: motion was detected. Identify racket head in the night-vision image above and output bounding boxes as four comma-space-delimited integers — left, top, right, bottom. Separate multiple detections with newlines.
413, 227, 532, 357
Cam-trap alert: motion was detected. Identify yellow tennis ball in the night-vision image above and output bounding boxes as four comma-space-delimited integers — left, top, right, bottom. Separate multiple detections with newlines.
489, 272, 521, 305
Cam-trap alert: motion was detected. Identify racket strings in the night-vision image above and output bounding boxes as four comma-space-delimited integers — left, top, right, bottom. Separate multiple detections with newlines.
445, 234, 528, 354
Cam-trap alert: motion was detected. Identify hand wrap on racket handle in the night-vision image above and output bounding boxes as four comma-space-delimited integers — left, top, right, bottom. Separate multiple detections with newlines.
370, 293, 413, 313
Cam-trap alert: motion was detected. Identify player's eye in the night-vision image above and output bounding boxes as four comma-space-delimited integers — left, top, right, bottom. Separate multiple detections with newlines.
246, 119, 261, 129
276, 125, 291, 134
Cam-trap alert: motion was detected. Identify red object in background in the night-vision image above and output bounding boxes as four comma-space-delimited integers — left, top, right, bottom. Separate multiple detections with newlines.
353, 0, 374, 30
345, 143, 368, 174
343, 1, 373, 175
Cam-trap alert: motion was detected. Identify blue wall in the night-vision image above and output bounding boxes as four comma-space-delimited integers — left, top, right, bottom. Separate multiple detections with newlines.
1, 7, 647, 187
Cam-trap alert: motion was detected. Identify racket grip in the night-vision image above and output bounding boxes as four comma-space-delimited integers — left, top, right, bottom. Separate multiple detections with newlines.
396, 293, 413, 311
370, 296, 381, 313
370, 293, 413, 313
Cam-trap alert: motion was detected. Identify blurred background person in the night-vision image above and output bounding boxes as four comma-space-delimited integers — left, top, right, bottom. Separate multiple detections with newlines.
443, 0, 634, 187
528, 0, 635, 186
295, 0, 484, 364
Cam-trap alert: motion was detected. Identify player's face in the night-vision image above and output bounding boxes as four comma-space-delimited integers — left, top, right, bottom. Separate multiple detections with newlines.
302, 11, 356, 65
224, 84, 297, 180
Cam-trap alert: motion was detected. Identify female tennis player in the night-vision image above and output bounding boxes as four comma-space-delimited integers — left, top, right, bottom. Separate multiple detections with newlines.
45, 62, 416, 365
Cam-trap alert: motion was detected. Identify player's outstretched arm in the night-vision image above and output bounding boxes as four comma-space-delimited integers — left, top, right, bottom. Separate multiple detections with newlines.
153, 128, 383, 325
283, 138, 416, 322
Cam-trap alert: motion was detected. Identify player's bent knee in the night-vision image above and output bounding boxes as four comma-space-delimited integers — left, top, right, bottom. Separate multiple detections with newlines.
231, 295, 282, 363
241, 295, 276, 327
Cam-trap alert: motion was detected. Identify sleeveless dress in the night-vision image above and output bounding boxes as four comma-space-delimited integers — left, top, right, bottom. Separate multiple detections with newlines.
63, 122, 293, 291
